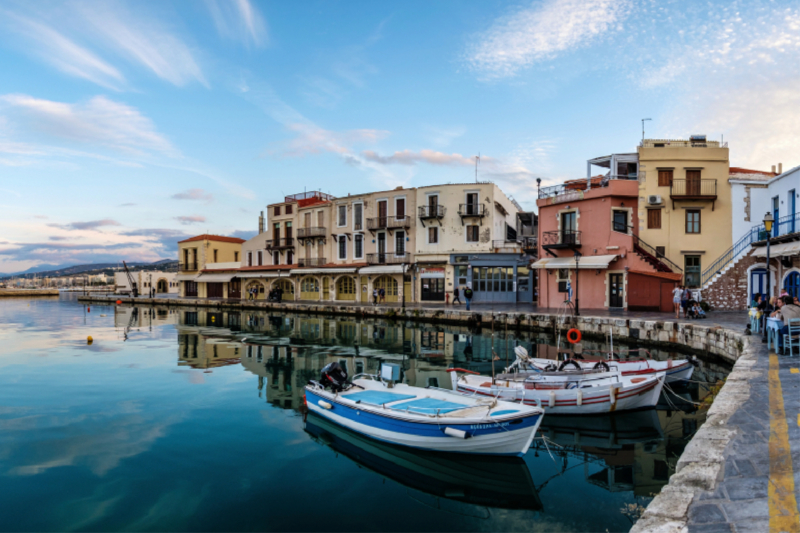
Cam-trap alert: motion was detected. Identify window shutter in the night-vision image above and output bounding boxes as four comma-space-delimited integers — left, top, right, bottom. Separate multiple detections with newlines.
647, 209, 661, 229
658, 170, 673, 187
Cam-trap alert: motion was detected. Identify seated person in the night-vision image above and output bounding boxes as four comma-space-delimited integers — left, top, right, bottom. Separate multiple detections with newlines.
752, 294, 762, 309
686, 301, 698, 319
774, 296, 800, 349
693, 303, 707, 318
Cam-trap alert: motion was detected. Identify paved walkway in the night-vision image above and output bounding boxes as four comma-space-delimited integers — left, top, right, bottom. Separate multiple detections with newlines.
684, 342, 800, 533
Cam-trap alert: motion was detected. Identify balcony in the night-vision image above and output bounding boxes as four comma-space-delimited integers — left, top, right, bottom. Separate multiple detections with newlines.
266, 238, 294, 250
418, 205, 445, 227
366, 216, 412, 234
458, 203, 485, 226
670, 179, 718, 209
298, 257, 327, 267
179, 261, 198, 272
366, 252, 412, 265
521, 236, 537, 252
541, 230, 581, 256
297, 227, 326, 243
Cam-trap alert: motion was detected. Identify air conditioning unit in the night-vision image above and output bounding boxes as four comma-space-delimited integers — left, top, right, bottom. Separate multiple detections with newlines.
648, 195, 663, 205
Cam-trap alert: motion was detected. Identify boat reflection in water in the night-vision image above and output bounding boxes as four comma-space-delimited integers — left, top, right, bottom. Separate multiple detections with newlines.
304, 412, 543, 512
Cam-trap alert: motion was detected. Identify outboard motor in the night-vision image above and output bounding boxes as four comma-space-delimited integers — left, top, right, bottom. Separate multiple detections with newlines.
319, 362, 350, 393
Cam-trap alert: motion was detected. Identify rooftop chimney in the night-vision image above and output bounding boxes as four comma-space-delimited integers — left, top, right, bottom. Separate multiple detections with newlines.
778, 163, 783, 174
772, 165, 776, 174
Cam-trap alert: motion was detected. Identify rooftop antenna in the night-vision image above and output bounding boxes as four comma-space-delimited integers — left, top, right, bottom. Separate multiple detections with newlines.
475, 153, 480, 183
641, 118, 652, 142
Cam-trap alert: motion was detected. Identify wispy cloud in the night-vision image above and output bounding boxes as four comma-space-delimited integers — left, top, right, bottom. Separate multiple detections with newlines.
48, 219, 121, 231
171, 189, 213, 202
282, 124, 389, 157
3, 13, 125, 91
174, 215, 206, 225
75, 2, 207, 87
206, 0, 267, 47
362, 149, 476, 166
465, 0, 631, 80
1, 94, 179, 157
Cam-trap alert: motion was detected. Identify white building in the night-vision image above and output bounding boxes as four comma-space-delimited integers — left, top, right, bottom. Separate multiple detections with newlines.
115, 271, 178, 295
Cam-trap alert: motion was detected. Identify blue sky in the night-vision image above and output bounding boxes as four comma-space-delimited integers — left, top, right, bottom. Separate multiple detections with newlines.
1, 0, 798, 273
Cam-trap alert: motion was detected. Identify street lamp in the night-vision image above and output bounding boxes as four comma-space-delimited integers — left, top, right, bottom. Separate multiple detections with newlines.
574, 250, 582, 316
762, 212, 774, 343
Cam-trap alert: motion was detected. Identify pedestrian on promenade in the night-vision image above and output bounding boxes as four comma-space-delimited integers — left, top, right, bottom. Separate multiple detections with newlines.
453, 286, 462, 305
373, 288, 378, 306
379, 287, 385, 303
681, 287, 691, 318
672, 285, 683, 319
464, 286, 473, 311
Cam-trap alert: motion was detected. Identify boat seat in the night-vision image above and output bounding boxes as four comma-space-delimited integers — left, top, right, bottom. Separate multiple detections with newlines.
343, 391, 417, 405
391, 397, 469, 414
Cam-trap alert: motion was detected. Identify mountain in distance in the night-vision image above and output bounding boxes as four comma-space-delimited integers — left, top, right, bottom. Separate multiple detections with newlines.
0, 259, 178, 280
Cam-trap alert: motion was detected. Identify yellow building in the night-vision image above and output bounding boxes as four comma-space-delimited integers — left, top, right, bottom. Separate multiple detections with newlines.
637, 137, 732, 288
177, 234, 245, 298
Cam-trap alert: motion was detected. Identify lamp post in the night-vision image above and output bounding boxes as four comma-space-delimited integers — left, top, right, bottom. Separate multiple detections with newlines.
762, 212, 774, 343
574, 250, 581, 316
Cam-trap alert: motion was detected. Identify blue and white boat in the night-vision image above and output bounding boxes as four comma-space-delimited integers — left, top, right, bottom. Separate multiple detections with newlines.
304, 363, 544, 457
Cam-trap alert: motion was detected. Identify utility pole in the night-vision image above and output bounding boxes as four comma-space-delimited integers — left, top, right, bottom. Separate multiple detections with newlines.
641, 118, 652, 142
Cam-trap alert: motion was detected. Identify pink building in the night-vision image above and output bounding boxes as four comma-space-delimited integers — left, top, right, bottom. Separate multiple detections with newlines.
534, 174, 681, 311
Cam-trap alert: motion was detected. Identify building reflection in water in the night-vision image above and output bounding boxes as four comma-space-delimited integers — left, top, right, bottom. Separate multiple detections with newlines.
166, 306, 728, 500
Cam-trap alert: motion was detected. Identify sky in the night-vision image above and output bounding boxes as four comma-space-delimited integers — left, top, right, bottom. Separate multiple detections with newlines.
1, 0, 799, 273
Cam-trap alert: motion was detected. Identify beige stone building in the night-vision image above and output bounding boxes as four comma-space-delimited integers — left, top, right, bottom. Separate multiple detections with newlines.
177, 234, 244, 298
637, 137, 732, 288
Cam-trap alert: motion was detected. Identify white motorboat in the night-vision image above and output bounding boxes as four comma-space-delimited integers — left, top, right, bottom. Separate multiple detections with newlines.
449, 365, 665, 415
304, 362, 544, 456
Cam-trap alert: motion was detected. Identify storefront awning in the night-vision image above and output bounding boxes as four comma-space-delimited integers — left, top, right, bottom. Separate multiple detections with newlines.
175, 274, 198, 281
236, 272, 289, 278
752, 241, 800, 258
532, 255, 618, 270
195, 273, 236, 283
289, 267, 358, 275
358, 265, 405, 275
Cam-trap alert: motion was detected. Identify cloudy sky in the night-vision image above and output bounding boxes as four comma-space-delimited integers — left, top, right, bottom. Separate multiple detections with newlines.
1, 0, 798, 273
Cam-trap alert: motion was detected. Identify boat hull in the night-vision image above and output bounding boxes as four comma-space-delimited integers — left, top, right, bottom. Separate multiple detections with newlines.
529, 358, 694, 384
304, 387, 543, 456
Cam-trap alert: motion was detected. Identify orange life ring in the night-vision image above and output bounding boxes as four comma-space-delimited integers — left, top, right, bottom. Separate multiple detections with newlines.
566, 329, 582, 344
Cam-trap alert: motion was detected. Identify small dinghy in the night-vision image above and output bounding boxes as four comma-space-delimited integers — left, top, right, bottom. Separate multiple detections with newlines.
449, 363, 664, 415
304, 362, 544, 456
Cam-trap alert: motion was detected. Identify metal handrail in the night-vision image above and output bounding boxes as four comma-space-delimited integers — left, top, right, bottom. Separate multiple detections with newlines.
298, 257, 327, 267
297, 227, 326, 238
366, 216, 412, 230
542, 230, 581, 246
179, 262, 198, 272
418, 205, 445, 218
632, 233, 682, 273
458, 204, 485, 216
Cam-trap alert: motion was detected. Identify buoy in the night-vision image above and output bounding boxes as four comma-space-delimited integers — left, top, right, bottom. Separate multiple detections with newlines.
318, 400, 333, 410
444, 427, 467, 439
577, 389, 583, 406
116, 300, 121, 305
566, 328, 582, 344
549, 391, 556, 408
87, 307, 90, 312
87, 336, 93, 345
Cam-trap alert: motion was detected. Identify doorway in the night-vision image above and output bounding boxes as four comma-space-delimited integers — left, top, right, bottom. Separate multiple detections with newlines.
229, 278, 241, 299
377, 232, 386, 263
609, 273, 624, 308
378, 200, 388, 229
157, 279, 168, 293
207, 283, 223, 298
421, 278, 445, 301
750, 268, 767, 302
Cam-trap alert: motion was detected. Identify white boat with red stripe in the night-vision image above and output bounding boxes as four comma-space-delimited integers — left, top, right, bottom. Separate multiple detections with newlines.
448, 366, 665, 416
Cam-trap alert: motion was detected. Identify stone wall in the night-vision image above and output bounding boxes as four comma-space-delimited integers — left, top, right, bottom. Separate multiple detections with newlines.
702, 250, 760, 311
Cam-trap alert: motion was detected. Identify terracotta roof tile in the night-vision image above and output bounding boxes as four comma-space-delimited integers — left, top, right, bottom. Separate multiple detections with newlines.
178, 234, 246, 244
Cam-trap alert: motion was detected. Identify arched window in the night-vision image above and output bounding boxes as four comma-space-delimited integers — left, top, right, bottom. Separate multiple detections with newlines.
301, 277, 319, 292
374, 276, 398, 296
336, 276, 356, 300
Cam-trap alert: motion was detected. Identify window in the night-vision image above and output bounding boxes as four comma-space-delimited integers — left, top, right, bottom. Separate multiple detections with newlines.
612, 210, 628, 233
213, 249, 218, 262
658, 170, 673, 187
395, 231, 405, 255
472, 266, 514, 292
285, 204, 293, 215
353, 203, 363, 230
285, 222, 292, 239
247, 252, 253, 267
466, 225, 479, 242
557, 268, 570, 293
647, 209, 662, 229
234, 251, 239, 262
338, 236, 347, 260
429, 227, 438, 244
338, 205, 347, 227
656, 246, 665, 258
685, 255, 701, 288
455, 265, 468, 286
273, 223, 280, 241
273, 252, 280, 265
354, 234, 363, 259
396, 198, 405, 219
287, 250, 293, 264
466, 192, 479, 215
686, 210, 701, 234
336, 276, 355, 294
273, 206, 280, 216
257, 251, 263, 266
301, 277, 319, 292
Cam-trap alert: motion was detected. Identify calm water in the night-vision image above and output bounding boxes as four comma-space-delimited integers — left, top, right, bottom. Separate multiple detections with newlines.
0, 295, 731, 532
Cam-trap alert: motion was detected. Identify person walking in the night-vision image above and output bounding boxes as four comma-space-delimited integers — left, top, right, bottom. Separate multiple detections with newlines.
453, 286, 462, 305
373, 288, 378, 306
464, 286, 473, 311
672, 284, 683, 319
681, 287, 691, 318
379, 287, 386, 303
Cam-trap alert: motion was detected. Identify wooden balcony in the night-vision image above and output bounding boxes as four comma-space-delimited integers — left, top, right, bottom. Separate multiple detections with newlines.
670, 179, 718, 209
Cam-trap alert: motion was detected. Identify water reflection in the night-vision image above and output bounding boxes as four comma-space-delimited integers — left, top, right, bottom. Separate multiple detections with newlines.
168, 305, 727, 501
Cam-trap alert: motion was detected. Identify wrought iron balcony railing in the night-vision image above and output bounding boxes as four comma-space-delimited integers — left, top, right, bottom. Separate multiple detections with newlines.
366, 216, 412, 230
298, 257, 327, 267
366, 252, 412, 265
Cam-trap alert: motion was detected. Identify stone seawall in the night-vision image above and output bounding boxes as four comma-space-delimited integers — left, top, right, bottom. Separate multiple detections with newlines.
0, 289, 60, 297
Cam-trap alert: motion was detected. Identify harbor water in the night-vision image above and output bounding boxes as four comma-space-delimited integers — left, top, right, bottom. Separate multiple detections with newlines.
0, 295, 731, 532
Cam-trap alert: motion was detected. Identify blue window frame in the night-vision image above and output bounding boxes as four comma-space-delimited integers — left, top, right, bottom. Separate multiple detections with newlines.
786, 272, 800, 300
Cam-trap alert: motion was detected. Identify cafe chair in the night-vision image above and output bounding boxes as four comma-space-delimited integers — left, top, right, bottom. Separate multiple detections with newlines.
784, 318, 800, 357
